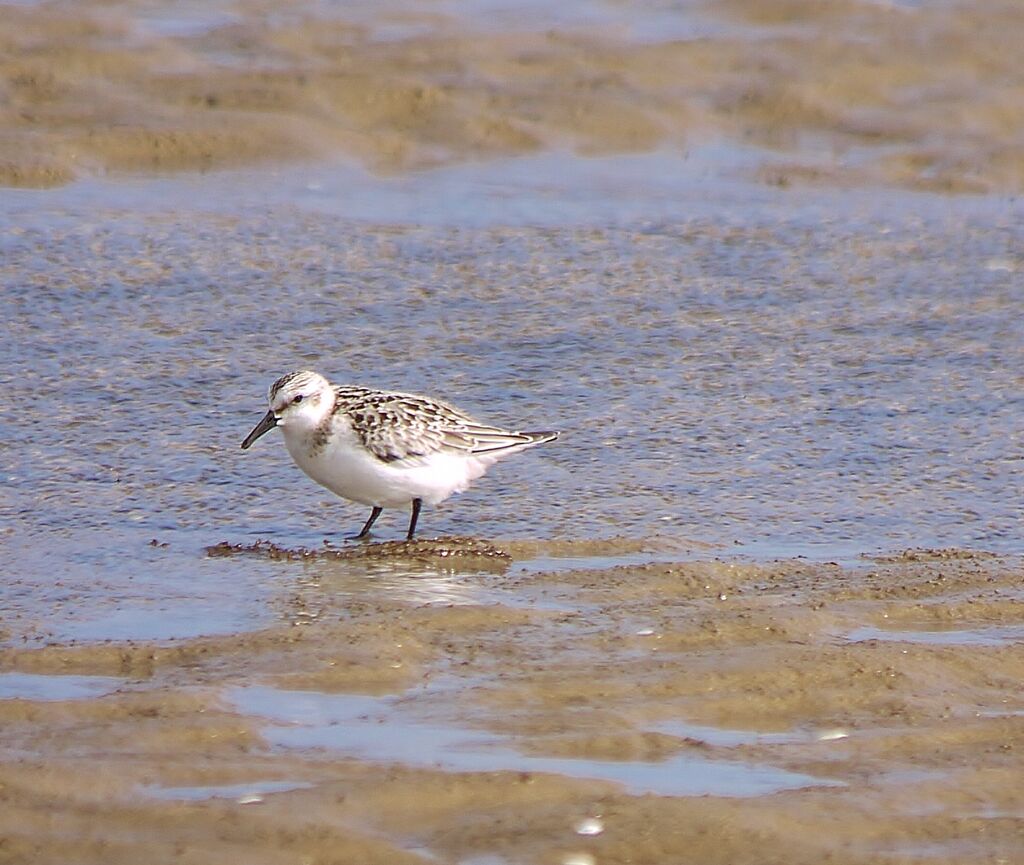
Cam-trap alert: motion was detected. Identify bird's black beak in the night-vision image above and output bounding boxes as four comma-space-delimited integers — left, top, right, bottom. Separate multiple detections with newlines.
241, 410, 278, 449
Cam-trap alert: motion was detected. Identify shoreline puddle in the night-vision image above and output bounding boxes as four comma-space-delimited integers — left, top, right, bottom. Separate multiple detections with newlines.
846, 624, 1024, 647
651, 720, 806, 748
230, 685, 840, 798
145, 780, 314, 802
0, 672, 124, 701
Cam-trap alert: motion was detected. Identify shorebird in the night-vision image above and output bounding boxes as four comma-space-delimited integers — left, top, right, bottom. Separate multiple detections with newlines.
241, 370, 559, 540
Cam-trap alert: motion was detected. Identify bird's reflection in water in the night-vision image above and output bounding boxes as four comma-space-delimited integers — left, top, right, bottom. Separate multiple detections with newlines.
299, 558, 488, 607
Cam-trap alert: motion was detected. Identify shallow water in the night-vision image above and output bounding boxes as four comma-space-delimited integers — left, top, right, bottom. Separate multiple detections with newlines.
231, 683, 837, 797
2, 149, 1023, 644
846, 624, 1024, 647
652, 719, 804, 748
0, 671, 124, 701
146, 780, 314, 802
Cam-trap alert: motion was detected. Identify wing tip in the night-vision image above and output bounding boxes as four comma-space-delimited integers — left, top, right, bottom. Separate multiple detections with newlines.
524, 430, 560, 444
467, 429, 560, 455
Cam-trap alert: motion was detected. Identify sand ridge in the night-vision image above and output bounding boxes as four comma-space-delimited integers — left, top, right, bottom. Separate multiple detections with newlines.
2, 0, 1024, 191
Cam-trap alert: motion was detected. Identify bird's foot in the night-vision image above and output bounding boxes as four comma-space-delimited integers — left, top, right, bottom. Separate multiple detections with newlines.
347, 532, 374, 542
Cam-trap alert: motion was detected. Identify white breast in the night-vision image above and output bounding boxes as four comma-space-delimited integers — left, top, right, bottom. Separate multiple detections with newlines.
282, 422, 493, 508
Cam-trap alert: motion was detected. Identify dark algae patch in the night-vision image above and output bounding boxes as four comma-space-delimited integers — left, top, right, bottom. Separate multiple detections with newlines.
206, 537, 513, 564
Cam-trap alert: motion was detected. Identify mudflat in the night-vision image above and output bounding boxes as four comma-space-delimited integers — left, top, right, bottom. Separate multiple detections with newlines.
2, 0, 1023, 192
2, 541, 1022, 864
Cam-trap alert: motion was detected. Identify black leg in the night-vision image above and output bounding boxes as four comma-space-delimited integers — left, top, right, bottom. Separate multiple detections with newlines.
406, 498, 422, 540
354, 506, 383, 540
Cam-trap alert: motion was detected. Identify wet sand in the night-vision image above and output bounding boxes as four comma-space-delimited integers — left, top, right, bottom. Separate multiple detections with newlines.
2, 0, 1024, 192
2, 542, 1022, 864
3, 1, 1024, 861
3, 137, 1022, 865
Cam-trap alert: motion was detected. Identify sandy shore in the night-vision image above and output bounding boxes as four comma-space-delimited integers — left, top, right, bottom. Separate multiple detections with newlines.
2, 541, 1022, 864
2, 0, 1023, 192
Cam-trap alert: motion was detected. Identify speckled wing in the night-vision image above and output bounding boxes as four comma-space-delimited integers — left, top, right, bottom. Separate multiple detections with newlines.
334, 386, 558, 463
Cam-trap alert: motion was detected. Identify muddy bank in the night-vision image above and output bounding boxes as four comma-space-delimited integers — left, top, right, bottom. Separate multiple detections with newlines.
1, 547, 1022, 864
2, 0, 1023, 192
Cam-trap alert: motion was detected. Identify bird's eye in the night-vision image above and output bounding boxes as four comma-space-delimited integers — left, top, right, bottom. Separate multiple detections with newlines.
293, 394, 304, 405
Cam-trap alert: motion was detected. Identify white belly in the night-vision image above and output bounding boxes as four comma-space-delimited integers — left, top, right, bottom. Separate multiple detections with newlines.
283, 426, 493, 508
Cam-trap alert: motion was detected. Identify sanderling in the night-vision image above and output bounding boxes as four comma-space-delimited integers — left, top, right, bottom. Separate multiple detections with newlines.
241, 370, 559, 540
